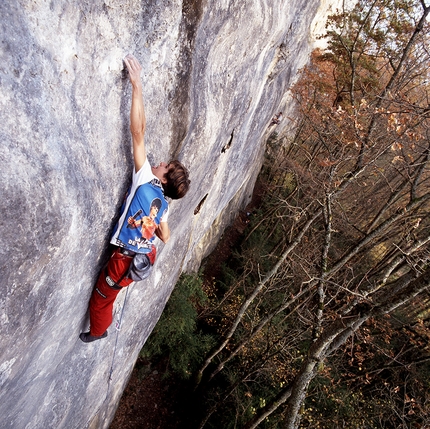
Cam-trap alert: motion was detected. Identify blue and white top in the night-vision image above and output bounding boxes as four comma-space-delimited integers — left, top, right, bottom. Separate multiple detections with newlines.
110, 158, 169, 254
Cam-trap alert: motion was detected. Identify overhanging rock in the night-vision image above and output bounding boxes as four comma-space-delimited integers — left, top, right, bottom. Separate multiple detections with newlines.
0, 1, 337, 428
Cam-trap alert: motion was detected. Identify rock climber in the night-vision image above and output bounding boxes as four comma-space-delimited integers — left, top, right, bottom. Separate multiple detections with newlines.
80, 54, 190, 343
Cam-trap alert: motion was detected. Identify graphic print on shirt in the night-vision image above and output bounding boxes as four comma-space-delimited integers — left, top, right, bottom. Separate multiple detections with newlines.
115, 182, 168, 253
129, 198, 161, 240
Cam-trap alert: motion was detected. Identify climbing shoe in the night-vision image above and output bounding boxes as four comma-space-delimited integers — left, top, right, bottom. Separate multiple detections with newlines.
79, 331, 108, 343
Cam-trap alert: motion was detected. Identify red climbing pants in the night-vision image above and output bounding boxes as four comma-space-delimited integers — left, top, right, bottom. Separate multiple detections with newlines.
89, 248, 134, 337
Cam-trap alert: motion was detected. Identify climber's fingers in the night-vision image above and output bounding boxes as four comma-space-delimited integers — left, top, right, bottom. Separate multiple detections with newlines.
124, 54, 142, 84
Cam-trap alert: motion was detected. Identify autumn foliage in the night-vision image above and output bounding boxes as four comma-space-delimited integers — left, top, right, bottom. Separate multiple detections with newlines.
139, 1, 430, 428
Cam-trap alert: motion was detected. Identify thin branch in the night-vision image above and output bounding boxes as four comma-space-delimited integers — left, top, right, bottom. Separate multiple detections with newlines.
194, 210, 322, 386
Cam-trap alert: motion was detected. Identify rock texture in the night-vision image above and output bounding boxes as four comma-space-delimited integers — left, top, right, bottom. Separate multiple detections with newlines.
0, 1, 339, 428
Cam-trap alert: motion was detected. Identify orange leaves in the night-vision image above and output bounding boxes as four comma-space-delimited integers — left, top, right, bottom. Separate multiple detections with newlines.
318, 158, 338, 167
387, 112, 409, 135
359, 98, 368, 109
391, 142, 403, 151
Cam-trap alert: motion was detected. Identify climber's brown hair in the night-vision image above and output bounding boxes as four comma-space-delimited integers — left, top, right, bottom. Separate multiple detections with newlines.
162, 160, 190, 199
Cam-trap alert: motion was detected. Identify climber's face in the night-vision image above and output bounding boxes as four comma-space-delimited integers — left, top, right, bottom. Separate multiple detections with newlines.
152, 162, 170, 183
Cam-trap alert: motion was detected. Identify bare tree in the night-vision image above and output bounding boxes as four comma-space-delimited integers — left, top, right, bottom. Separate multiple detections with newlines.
193, 1, 430, 428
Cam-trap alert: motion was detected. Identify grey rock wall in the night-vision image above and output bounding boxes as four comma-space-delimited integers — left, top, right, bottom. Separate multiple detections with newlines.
0, 1, 337, 428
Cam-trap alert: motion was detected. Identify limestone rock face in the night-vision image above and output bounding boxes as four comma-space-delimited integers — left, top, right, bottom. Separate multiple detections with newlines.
0, 1, 336, 427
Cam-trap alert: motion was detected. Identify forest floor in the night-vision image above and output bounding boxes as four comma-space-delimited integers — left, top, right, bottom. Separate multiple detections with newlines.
108, 356, 191, 429
110, 181, 264, 429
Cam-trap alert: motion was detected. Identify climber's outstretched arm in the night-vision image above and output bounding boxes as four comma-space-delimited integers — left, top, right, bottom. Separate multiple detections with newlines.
124, 54, 146, 172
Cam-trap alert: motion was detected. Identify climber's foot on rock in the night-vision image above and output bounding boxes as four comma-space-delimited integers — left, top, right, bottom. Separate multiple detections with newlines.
79, 331, 107, 343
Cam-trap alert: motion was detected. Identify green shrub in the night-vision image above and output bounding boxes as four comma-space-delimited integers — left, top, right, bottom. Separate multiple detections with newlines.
140, 273, 215, 379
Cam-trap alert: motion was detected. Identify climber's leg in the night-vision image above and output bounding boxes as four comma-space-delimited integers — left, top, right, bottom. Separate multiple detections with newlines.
88, 275, 120, 337
80, 248, 134, 341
